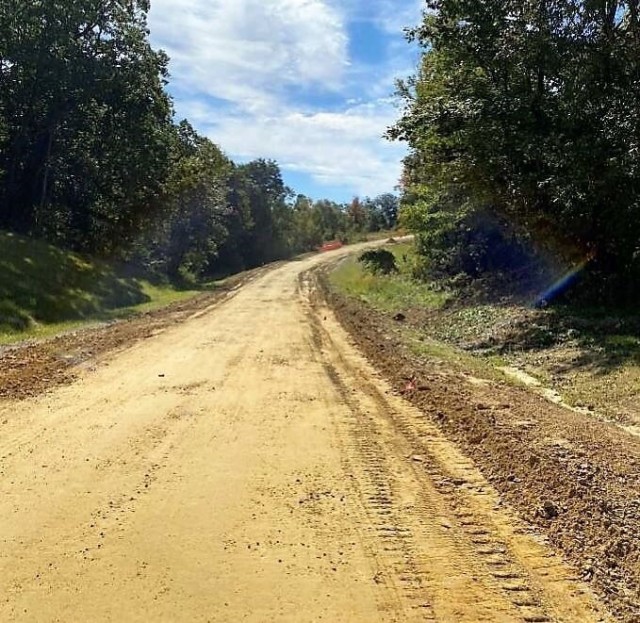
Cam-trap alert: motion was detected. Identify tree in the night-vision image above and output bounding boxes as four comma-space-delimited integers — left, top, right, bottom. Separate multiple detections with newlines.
391, 0, 640, 302
0, 0, 173, 253
1, 0, 396, 282
147, 121, 231, 279
347, 196, 367, 233
312, 199, 348, 242
371, 193, 399, 230
212, 159, 291, 271
362, 197, 385, 232
292, 194, 323, 251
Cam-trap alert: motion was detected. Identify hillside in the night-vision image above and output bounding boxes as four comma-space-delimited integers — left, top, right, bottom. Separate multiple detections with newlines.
0, 231, 196, 341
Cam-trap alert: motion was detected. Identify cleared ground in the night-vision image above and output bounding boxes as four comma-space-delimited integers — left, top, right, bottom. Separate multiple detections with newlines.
0, 247, 610, 622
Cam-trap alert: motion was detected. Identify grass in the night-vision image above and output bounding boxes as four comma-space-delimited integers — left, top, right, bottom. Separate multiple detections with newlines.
329, 240, 640, 425
331, 244, 512, 382
330, 243, 449, 313
405, 328, 512, 382
0, 231, 200, 344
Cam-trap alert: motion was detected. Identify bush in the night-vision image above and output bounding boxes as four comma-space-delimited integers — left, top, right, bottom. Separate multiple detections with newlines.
359, 249, 398, 275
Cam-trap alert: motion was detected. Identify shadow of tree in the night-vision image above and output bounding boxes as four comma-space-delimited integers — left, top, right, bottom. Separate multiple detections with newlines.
0, 232, 150, 331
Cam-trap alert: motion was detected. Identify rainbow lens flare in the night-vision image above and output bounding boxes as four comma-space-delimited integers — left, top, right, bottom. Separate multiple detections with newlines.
533, 255, 593, 308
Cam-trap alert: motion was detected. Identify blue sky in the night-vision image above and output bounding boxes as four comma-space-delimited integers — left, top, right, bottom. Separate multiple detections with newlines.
148, 0, 424, 203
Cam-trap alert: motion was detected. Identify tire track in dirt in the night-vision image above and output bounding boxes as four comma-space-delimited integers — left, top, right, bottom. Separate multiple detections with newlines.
320, 262, 640, 622
303, 268, 611, 623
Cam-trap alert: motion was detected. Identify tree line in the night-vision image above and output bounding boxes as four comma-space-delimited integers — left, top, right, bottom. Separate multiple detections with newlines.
0, 0, 398, 281
392, 0, 640, 304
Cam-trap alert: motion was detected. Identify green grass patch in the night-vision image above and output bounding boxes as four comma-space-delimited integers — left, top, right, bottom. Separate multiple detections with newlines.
329, 248, 511, 382
0, 231, 200, 344
330, 240, 640, 425
330, 243, 449, 313
405, 329, 509, 380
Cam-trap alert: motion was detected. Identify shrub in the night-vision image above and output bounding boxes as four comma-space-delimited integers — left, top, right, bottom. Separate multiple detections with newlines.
359, 249, 398, 275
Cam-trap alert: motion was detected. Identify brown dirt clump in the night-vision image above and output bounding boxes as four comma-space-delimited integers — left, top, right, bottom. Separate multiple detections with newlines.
321, 274, 640, 622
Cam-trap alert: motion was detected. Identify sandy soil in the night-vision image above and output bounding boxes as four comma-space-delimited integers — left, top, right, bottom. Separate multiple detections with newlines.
0, 248, 610, 622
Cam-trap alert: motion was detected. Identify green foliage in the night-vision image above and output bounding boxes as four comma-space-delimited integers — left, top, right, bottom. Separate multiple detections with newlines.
406, 193, 541, 288
141, 121, 232, 279
311, 198, 350, 243
392, 0, 640, 303
213, 159, 293, 271
359, 249, 398, 275
331, 244, 449, 312
0, 0, 173, 253
347, 197, 367, 232
0, 2, 400, 285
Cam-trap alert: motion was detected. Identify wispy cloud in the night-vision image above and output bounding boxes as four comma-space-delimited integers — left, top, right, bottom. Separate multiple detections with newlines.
332, 0, 424, 38
148, 0, 420, 199
184, 100, 406, 195
150, 0, 348, 112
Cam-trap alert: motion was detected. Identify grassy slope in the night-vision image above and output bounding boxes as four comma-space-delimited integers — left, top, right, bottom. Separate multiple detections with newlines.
330, 242, 640, 425
331, 244, 512, 380
0, 231, 199, 344
330, 244, 449, 312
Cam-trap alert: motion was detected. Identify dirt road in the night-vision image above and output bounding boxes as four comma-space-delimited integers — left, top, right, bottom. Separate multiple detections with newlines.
0, 249, 611, 622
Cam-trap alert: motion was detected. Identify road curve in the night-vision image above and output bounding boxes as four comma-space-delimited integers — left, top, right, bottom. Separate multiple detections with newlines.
0, 247, 611, 622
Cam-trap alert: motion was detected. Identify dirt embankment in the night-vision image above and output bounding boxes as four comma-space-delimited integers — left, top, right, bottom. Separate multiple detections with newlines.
320, 270, 640, 622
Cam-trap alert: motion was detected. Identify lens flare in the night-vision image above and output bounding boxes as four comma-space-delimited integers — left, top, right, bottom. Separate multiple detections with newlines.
534, 254, 594, 308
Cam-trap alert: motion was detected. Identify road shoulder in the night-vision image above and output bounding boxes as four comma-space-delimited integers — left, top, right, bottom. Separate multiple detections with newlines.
318, 265, 640, 622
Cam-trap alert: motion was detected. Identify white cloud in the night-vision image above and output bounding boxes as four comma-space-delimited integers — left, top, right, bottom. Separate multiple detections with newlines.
150, 0, 348, 112
148, 0, 415, 198
335, 0, 424, 35
184, 99, 405, 197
